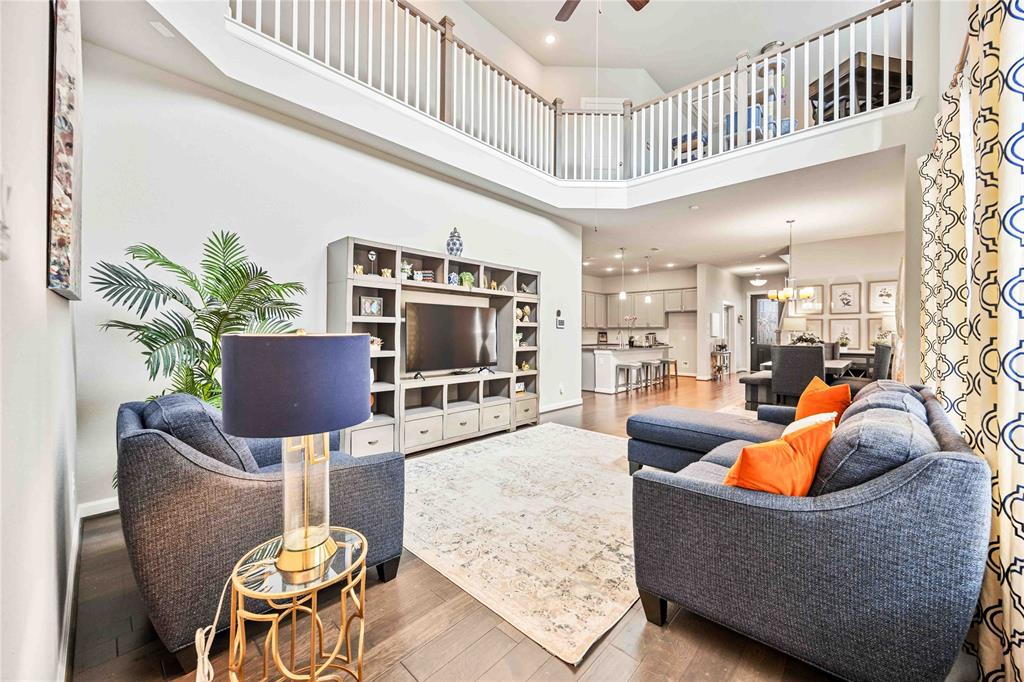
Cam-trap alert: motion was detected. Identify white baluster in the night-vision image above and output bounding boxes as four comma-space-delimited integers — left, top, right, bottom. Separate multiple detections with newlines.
403, 8, 409, 103
616, 113, 622, 179
324, 0, 330, 66
275, 0, 281, 40
849, 21, 856, 115
804, 41, 810, 128
900, 2, 907, 101
293, 0, 299, 49
774, 53, 781, 135
832, 28, 839, 119
817, 36, 824, 122
686, 89, 692, 163
379, 0, 386, 90
367, 0, 373, 83
414, 19, 420, 110
883, 7, 890, 106
866, 15, 873, 111
353, 0, 359, 79
392, 1, 397, 96
719, 74, 725, 153
787, 46, 794, 134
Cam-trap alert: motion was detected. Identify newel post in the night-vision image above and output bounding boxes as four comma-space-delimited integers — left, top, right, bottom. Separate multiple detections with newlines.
735, 51, 750, 149
440, 16, 456, 125
621, 100, 634, 179
553, 98, 564, 178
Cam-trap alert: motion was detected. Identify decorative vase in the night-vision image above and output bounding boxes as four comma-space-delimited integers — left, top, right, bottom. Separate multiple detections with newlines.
446, 228, 464, 256
447, 271, 460, 286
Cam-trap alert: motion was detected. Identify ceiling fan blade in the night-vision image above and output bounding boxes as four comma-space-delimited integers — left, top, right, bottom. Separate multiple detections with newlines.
555, 0, 581, 22
625, 0, 650, 10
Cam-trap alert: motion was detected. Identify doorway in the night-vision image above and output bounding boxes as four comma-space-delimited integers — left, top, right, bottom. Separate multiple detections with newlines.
750, 294, 780, 370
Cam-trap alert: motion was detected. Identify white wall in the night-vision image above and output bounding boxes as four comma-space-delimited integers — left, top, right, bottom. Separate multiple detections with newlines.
0, 2, 79, 678
789, 232, 903, 349
541, 66, 665, 109
76, 44, 582, 508
696, 263, 746, 378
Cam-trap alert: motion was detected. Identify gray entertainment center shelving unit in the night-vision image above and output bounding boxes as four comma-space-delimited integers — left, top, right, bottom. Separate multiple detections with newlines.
326, 237, 540, 456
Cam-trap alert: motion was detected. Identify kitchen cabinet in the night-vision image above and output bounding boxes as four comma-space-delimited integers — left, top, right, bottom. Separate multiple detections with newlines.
665, 289, 683, 312
583, 292, 597, 328
682, 288, 698, 311
607, 295, 620, 328
644, 291, 666, 327
595, 294, 607, 328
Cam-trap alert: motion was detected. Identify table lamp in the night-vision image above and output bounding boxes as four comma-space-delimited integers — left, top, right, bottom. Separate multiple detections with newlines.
221, 333, 370, 580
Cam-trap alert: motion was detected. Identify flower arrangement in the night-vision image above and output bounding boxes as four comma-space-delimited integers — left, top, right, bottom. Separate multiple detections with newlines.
623, 314, 638, 329
873, 329, 894, 347
790, 331, 823, 345
837, 330, 851, 347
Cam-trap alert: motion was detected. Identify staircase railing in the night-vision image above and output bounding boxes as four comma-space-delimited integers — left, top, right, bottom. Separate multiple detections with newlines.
226, 0, 913, 181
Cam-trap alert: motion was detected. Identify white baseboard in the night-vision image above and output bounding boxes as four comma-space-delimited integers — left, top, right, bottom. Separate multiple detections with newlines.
696, 375, 712, 381
540, 398, 583, 413
57, 511, 82, 681
678, 371, 697, 377
78, 496, 119, 519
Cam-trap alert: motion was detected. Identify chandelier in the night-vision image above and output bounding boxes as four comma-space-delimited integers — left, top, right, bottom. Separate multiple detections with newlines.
767, 220, 814, 302
749, 268, 767, 287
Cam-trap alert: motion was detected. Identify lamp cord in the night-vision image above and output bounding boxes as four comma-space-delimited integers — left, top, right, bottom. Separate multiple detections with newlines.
194, 558, 276, 682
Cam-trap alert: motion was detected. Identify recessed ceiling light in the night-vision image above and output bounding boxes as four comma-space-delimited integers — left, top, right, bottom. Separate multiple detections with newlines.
631, 267, 640, 273
149, 20, 175, 38
665, 263, 675, 268
613, 252, 622, 259
582, 261, 589, 266
605, 267, 614, 272
544, 33, 557, 45
689, 205, 699, 211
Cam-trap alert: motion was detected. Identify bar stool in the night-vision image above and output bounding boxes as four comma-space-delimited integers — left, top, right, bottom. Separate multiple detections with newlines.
660, 358, 679, 387
616, 362, 643, 393
641, 360, 663, 390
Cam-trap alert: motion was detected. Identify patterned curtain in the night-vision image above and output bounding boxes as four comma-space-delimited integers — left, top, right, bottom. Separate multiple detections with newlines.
920, 0, 1024, 676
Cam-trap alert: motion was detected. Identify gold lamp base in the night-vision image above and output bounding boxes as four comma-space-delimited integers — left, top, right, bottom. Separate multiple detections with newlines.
276, 535, 339, 584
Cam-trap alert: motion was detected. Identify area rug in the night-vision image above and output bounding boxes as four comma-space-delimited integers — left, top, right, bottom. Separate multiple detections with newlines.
716, 403, 757, 417
403, 422, 636, 664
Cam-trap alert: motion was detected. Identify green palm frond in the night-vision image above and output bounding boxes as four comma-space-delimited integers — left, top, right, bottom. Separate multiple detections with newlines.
126, 243, 206, 298
94, 229, 305, 419
91, 261, 197, 317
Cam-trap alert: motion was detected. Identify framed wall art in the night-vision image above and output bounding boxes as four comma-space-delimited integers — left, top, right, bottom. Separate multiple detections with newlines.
360, 296, 384, 317
829, 318, 861, 350
46, 0, 83, 300
829, 282, 861, 315
805, 318, 824, 339
792, 285, 824, 316
868, 280, 898, 313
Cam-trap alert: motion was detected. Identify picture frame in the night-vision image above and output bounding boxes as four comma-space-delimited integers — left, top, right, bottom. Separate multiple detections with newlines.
360, 295, 384, 317
830, 282, 861, 314
867, 318, 883, 348
46, 0, 84, 300
868, 280, 898, 313
805, 318, 824, 339
829, 318, 861, 350
793, 284, 824, 316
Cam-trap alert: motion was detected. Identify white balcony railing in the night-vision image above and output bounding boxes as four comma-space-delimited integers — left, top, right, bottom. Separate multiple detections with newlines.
227, 0, 913, 181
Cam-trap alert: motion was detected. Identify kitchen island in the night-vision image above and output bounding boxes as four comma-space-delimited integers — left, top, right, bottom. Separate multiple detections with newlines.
582, 344, 673, 393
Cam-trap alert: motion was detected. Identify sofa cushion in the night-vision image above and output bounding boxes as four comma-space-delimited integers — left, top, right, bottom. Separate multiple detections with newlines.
853, 380, 925, 405
700, 440, 756, 468
738, 370, 772, 385
724, 419, 834, 496
810, 408, 939, 495
841, 390, 928, 425
628, 438, 704, 473
142, 394, 259, 472
627, 406, 784, 454
795, 377, 850, 425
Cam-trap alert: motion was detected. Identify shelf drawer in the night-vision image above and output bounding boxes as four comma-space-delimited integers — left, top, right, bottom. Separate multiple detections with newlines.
515, 398, 538, 422
405, 415, 443, 448
481, 403, 511, 429
444, 411, 480, 439
350, 424, 394, 457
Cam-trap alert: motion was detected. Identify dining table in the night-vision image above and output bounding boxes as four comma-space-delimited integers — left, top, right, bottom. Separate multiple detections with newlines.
758, 359, 852, 377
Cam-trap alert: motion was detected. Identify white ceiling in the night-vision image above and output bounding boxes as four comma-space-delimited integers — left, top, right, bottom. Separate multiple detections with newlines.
579, 147, 906, 277
465, 0, 876, 92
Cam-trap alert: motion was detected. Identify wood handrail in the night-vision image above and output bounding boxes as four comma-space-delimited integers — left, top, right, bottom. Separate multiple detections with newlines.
631, 64, 738, 112
756, 0, 911, 62
393, 0, 443, 32
453, 38, 555, 109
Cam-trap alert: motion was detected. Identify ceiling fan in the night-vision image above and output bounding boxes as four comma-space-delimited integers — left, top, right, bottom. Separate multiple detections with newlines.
555, 0, 650, 22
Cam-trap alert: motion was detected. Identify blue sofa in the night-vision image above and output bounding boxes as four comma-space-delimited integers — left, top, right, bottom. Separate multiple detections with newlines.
627, 381, 990, 681
116, 394, 405, 664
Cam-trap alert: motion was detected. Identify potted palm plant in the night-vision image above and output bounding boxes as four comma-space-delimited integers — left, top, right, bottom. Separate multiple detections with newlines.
91, 231, 306, 408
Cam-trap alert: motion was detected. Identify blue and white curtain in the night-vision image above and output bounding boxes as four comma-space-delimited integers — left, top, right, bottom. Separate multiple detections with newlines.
920, 0, 1024, 676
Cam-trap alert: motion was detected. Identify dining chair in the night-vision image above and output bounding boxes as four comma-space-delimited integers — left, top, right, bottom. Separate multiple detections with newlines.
770, 345, 826, 406
833, 345, 893, 395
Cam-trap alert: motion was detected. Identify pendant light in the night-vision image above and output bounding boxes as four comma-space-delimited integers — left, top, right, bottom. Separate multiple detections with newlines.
767, 220, 814, 302
618, 247, 627, 300
749, 268, 767, 287
643, 256, 652, 304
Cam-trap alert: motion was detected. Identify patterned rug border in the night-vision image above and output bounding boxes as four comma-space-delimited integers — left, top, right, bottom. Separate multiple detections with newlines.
402, 422, 636, 665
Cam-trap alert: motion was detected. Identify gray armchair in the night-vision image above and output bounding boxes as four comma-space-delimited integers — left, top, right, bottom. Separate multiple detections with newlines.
116, 399, 404, 663
770, 345, 825, 405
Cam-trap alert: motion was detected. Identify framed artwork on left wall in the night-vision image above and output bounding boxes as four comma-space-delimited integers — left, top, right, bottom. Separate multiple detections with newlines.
46, 0, 83, 300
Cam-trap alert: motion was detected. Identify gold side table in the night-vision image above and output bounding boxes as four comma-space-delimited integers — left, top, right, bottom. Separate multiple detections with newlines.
228, 527, 367, 682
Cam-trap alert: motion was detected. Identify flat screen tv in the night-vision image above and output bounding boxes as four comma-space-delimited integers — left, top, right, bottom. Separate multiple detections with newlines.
405, 303, 497, 372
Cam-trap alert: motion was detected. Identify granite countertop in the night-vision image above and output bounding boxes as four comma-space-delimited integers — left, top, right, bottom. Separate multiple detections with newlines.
582, 344, 673, 350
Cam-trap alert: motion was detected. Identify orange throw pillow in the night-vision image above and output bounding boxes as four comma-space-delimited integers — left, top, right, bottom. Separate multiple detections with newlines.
795, 376, 851, 425
723, 420, 834, 496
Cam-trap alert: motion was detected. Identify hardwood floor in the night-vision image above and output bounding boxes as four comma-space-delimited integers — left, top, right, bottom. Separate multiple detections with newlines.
71, 376, 833, 681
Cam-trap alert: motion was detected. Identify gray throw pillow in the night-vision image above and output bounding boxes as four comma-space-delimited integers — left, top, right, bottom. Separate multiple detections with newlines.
841, 391, 928, 425
853, 380, 925, 404
142, 394, 259, 472
811, 408, 939, 495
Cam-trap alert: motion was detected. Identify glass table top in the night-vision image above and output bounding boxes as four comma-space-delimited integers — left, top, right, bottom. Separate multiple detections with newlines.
232, 527, 366, 599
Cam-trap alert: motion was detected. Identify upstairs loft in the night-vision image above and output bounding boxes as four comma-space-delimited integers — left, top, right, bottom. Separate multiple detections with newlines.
140, 0, 927, 212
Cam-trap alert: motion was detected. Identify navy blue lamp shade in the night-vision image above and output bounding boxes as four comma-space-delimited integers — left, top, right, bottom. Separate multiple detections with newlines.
221, 334, 371, 438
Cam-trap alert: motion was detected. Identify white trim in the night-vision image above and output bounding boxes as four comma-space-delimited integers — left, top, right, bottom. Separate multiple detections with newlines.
56, 513, 81, 681
678, 370, 697, 377
540, 398, 583, 413
696, 375, 712, 381
78, 496, 119, 519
